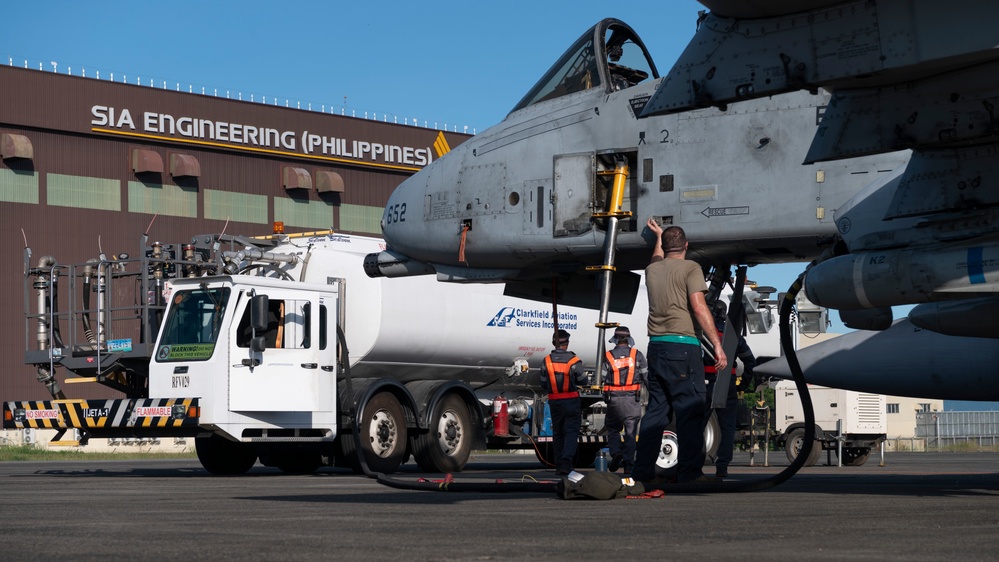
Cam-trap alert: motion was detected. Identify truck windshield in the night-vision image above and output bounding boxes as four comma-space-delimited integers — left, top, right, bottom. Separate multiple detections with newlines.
155, 287, 231, 362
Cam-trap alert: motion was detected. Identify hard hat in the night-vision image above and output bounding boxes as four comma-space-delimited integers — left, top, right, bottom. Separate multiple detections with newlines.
609, 326, 635, 347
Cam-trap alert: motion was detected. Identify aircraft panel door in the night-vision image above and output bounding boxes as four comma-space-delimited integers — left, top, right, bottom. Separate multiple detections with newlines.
520, 179, 552, 234
553, 153, 594, 237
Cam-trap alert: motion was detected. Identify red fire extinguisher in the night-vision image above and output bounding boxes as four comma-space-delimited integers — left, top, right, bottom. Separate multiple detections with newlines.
492, 394, 509, 437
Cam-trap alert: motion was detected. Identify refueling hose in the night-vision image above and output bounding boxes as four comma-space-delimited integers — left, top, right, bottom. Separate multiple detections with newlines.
354, 273, 817, 495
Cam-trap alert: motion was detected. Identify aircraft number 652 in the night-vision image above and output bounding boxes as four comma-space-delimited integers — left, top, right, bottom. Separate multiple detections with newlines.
385, 203, 406, 224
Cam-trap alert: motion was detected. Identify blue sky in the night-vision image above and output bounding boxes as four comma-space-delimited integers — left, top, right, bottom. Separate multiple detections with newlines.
2, 0, 879, 332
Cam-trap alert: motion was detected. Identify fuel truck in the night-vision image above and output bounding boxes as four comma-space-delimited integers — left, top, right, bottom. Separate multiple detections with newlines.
4, 227, 660, 474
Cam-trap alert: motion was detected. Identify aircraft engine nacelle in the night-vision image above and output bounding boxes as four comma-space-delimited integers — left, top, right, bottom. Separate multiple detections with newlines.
804, 239, 999, 309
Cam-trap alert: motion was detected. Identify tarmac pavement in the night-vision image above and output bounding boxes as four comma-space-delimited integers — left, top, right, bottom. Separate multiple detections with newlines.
1, 451, 997, 561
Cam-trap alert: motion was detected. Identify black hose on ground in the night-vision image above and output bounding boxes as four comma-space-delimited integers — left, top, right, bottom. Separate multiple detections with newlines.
359, 274, 817, 495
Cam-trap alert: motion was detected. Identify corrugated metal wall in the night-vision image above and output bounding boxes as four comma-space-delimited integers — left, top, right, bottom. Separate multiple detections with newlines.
916, 411, 999, 447
0, 65, 470, 402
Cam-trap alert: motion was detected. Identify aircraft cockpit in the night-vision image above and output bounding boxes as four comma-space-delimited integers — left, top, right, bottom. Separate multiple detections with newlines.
510, 18, 659, 113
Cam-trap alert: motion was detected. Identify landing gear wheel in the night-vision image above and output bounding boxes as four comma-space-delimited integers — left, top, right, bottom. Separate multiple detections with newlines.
840, 447, 871, 466
343, 392, 409, 474
703, 411, 721, 464
195, 434, 257, 475
656, 430, 679, 471
413, 394, 472, 473
785, 428, 821, 467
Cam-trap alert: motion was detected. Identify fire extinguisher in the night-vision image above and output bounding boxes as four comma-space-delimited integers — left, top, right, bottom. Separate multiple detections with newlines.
492, 394, 509, 437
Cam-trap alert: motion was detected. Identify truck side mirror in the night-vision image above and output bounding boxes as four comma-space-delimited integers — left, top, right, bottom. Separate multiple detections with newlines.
251, 294, 269, 332
250, 335, 266, 353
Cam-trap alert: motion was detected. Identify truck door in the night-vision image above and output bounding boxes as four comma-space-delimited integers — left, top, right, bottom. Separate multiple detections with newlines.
229, 289, 337, 412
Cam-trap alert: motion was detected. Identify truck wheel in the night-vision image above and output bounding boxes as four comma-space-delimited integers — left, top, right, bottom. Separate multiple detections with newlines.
413, 394, 472, 473
784, 428, 821, 467
840, 447, 870, 466
195, 434, 257, 475
343, 392, 409, 474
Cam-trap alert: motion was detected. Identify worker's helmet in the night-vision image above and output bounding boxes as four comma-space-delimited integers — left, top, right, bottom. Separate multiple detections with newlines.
552, 329, 571, 346
609, 326, 635, 347
713, 300, 728, 319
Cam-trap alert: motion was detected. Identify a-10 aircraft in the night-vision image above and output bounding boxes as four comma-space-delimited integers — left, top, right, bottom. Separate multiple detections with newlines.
366, 2, 999, 401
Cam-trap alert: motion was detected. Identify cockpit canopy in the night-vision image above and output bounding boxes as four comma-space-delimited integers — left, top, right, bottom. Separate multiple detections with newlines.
511, 18, 659, 114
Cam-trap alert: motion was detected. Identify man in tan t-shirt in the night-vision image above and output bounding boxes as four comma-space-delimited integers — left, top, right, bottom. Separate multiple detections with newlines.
631, 218, 726, 485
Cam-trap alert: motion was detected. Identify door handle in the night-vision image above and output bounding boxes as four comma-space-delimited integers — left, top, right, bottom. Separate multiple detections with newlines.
301, 363, 318, 369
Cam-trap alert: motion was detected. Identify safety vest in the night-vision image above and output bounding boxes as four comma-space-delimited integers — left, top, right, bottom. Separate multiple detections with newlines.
604, 347, 640, 392
545, 355, 582, 400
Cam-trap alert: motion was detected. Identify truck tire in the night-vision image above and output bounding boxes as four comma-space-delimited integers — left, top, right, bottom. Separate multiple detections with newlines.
195, 434, 257, 475
341, 392, 409, 474
412, 394, 472, 473
840, 447, 870, 466
784, 428, 821, 467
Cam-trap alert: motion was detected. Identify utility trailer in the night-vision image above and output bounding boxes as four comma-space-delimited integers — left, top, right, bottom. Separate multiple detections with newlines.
774, 379, 887, 466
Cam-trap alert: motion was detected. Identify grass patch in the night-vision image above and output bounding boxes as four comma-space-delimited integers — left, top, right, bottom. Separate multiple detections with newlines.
0, 445, 196, 462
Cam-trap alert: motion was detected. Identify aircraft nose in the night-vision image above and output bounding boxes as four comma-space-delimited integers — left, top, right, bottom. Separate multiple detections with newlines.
381, 175, 422, 252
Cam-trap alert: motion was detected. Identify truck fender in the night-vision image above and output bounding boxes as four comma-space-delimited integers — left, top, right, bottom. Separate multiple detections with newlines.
405, 380, 487, 450
339, 378, 418, 431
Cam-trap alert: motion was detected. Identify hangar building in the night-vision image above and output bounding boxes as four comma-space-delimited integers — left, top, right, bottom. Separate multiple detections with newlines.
0, 64, 470, 402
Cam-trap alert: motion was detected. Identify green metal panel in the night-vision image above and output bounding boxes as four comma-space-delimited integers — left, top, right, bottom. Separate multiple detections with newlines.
0, 169, 39, 204
340, 204, 382, 234
127, 181, 197, 218
47, 173, 120, 210
274, 197, 334, 229
205, 189, 268, 224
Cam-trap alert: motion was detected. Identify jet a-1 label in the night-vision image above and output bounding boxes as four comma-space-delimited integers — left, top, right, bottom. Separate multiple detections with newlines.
487, 306, 578, 331
701, 206, 749, 218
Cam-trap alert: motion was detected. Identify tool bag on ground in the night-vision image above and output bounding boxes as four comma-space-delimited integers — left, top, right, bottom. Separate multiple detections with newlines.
557, 472, 645, 500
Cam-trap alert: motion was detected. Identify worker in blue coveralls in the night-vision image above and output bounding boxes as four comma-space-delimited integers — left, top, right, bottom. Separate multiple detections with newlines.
540, 329, 588, 476
704, 300, 756, 478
